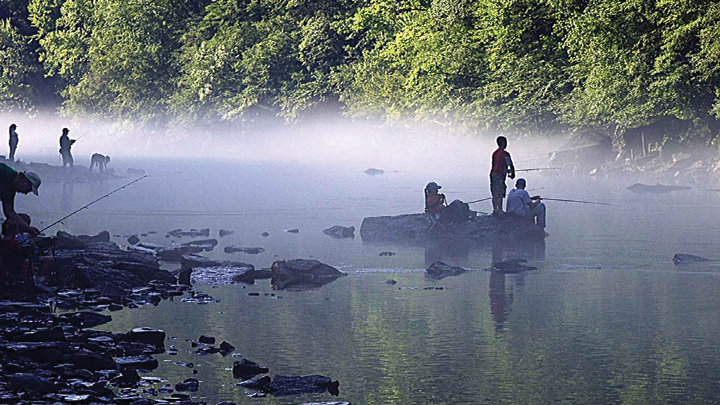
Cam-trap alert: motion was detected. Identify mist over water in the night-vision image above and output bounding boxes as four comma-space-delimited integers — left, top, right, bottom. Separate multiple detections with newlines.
6, 111, 720, 404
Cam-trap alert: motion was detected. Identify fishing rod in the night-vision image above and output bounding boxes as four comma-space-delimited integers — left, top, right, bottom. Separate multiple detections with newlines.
467, 187, 544, 204
515, 167, 561, 172
40, 175, 148, 233
537, 197, 618, 206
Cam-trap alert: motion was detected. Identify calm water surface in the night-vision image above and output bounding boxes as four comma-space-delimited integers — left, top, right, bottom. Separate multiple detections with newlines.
18, 158, 720, 404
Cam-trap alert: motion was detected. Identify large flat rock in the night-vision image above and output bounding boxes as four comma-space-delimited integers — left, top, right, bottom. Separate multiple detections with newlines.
360, 213, 545, 243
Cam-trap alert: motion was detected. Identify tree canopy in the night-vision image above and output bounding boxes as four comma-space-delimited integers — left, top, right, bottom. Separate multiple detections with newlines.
0, 0, 717, 147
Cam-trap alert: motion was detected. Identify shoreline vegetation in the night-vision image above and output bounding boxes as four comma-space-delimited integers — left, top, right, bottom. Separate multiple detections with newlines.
0, 0, 719, 175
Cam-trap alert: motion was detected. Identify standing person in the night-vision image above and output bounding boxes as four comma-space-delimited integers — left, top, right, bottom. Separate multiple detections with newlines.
506, 178, 546, 228
59, 128, 76, 168
8, 124, 18, 162
490, 136, 515, 215
0, 163, 40, 236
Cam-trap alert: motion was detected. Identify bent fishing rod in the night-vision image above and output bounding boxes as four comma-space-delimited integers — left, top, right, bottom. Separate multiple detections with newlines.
536, 197, 618, 207
467, 187, 544, 204
40, 175, 148, 233
515, 167, 560, 172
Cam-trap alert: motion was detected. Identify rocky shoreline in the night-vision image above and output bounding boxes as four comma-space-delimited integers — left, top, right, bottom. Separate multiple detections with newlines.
0, 231, 347, 405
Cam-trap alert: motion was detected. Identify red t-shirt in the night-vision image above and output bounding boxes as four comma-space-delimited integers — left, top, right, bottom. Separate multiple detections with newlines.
491, 148, 512, 177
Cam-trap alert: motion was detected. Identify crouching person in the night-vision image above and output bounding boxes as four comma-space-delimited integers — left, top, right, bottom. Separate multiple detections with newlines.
506, 178, 546, 228
424, 182, 473, 224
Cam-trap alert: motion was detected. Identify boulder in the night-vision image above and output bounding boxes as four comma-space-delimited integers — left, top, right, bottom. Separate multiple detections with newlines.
71, 350, 116, 371
232, 359, 269, 379
57, 312, 112, 328
425, 262, 468, 279
127, 235, 140, 245
323, 225, 355, 239
175, 378, 199, 392
360, 213, 545, 243
12, 327, 66, 342
270, 259, 347, 290
8, 373, 54, 394
219, 341, 235, 355
673, 253, 712, 265
127, 327, 165, 348
198, 335, 215, 344
265, 375, 339, 396
236, 375, 271, 390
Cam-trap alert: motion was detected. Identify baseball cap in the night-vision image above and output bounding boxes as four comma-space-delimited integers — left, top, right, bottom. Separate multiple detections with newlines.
23, 171, 41, 195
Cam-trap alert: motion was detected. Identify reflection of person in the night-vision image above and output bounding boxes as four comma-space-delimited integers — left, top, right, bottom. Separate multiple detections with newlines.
490, 136, 515, 215
0, 163, 40, 236
424, 182, 472, 224
59, 128, 76, 167
8, 124, 18, 161
506, 178, 546, 228
90, 153, 110, 173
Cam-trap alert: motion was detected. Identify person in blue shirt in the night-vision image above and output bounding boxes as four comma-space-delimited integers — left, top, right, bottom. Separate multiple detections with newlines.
506, 178, 546, 228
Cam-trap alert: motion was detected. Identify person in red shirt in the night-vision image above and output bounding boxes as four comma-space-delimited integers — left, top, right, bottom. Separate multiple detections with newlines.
490, 136, 515, 215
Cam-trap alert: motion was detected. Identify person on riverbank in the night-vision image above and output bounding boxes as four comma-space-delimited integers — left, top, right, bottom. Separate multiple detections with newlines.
59, 128, 76, 168
90, 153, 110, 173
0, 163, 40, 236
8, 124, 18, 162
506, 178, 546, 228
425, 182, 472, 224
490, 136, 515, 215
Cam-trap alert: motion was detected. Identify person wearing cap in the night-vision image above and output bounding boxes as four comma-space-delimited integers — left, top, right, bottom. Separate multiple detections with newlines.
0, 163, 40, 236
424, 182, 472, 224
59, 128, 76, 168
506, 178, 546, 228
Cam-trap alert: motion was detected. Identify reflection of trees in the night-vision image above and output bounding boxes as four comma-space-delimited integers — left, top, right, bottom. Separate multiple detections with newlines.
93, 268, 720, 404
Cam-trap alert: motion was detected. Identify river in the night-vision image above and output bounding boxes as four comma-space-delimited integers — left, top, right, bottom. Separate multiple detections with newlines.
16, 157, 720, 404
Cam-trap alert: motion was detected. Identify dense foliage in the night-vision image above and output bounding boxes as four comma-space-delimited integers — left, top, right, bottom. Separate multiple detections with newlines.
0, 0, 718, 146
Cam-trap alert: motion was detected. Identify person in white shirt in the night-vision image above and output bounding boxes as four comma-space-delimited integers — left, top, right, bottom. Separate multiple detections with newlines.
506, 178, 546, 228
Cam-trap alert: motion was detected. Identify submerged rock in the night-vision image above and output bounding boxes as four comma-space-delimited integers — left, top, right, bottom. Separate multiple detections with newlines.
127, 235, 140, 245
261, 232, 270, 237
627, 183, 692, 193
182, 238, 219, 251
490, 259, 537, 273
232, 359, 269, 379
198, 335, 215, 344
237, 375, 271, 390
364, 168, 384, 175
175, 378, 199, 392
219, 229, 234, 237
673, 253, 712, 265
270, 259, 347, 291
265, 375, 339, 396
426, 262, 468, 279
167, 228, 211, 238
286, 228, 300, 233
360, 213, 545, 243
323, 225, 355, 239
224, 246, 265, 254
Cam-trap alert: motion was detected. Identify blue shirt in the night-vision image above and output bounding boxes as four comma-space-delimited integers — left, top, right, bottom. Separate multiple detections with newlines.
507, 188, 531, 216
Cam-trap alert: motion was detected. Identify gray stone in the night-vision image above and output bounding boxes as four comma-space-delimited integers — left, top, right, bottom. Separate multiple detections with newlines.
673, 253, 712, 265
127, 235, 140, 245
8, 373, 54, 394
426, 261, 468, 280
127, 327, 166, 348
175, 378, 199, 392
322, 225, 355, 239
360, 213, 545, 243
232, 359, 269, 379
115, 355, 159, 370
265, 375, 338, 396
270, 259, 347, 290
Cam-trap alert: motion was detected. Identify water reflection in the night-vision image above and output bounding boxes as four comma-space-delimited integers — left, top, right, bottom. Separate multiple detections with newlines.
489, 239, 545, 331
423, 238, 471, 266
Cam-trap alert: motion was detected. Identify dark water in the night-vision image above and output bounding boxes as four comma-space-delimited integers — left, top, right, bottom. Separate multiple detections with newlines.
20, 158, 720, 404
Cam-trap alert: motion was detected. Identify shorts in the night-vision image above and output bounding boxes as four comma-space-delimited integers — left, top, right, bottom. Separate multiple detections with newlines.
490, 173, 507, 198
